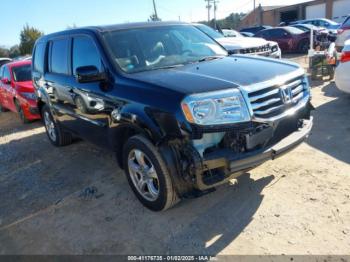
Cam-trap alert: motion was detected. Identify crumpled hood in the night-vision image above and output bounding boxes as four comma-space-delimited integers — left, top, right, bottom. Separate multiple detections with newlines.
128, 56, 302, 95
15, 81, 34, 93
217, 36, 269, 50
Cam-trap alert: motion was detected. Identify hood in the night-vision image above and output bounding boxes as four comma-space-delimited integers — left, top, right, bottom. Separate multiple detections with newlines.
128, 56, 302, 95
15, 81, 34, 93
217, 36, 268, 50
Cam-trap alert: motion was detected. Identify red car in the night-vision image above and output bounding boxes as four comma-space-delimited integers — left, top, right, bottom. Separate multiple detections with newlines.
0, 60, 40, 123
255, 26, 310, 53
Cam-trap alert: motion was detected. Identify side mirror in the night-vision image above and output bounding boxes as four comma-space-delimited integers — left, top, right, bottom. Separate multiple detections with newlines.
1, 78, 11, 84
75, 66, 107, 83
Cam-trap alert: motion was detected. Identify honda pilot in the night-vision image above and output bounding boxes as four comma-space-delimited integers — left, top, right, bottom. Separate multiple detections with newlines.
32, 22, 313, 211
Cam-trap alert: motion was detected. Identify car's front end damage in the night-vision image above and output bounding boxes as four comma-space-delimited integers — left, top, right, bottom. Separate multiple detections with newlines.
171, 68, 313, 193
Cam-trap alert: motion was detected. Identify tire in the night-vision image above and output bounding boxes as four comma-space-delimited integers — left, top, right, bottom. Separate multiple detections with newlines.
42, 105, 73, 147
298, 40, 310, 54
123, 135, 178, 211
0, 102, 9, 112
15, 100, 30, 124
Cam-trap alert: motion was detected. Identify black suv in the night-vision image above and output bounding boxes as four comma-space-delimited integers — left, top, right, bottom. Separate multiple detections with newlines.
32, 22, 313, 211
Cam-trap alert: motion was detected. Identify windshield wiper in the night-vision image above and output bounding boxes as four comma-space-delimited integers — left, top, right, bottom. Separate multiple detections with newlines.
197, 56, 225, 63
152, 64, 185, 71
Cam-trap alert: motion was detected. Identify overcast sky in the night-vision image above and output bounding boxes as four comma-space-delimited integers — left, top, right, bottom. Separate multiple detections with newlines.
0, 0, 313, 47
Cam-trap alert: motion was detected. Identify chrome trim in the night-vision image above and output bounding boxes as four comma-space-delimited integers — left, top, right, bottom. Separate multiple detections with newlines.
252, 96, 310, 123
251, 97, 281, 110
249, 88, 279, 102
254, 104, 284, 115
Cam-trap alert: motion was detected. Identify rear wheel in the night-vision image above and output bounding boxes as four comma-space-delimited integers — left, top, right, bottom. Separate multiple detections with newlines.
15, 100, 30, 124
42, 105, 73, 147
123, 135, 178, 211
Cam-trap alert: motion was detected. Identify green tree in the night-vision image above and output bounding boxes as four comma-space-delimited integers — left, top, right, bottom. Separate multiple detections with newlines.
9, 45, 20, 58
19, 24, 43, 55
0, 46, 9, 57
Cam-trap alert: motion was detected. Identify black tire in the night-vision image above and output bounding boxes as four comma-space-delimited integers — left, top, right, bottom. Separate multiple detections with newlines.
123, 135, 178, 211
42, 105, 73, 147
15, 100, 30, 124
298, 40, 309, 54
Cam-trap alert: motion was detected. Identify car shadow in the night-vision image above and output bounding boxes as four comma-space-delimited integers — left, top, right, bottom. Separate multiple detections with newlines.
0, 111, 42, 137
306, 84, 350, 164
165, 174, 275, 255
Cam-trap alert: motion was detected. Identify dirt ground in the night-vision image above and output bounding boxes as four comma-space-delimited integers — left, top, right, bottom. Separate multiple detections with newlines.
0, 55, 350, 255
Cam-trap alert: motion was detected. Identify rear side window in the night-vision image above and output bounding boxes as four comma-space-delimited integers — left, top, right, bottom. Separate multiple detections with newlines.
33, 42, 46, 73
3, 66, 11, 80
50, 38, 70, 75
72, 36, 102, 74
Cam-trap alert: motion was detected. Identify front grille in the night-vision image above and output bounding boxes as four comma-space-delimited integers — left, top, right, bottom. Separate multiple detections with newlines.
248, 77, 307, 119
239, 44, 271, 55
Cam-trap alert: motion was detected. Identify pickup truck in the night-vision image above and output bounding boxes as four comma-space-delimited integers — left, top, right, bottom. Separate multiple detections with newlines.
32, 22, 313, 211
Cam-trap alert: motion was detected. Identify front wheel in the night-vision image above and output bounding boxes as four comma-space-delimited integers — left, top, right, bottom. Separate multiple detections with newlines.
42, 105, 73, 147
15, 100, 30, 124
299, 40, 310, 54
0, 102, 9, 112
123, 135, 178, 211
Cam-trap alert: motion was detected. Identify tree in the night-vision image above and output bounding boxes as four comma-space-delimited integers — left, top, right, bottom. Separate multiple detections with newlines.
9, 45, 20, 58
19, 24, 43, 55
0, 46, 9, 57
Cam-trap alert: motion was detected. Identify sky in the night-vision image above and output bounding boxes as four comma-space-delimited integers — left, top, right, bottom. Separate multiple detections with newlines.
0, 0, 313, 47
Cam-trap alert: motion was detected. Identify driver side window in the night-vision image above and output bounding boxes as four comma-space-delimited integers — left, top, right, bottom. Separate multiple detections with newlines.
72, 36, 102, 75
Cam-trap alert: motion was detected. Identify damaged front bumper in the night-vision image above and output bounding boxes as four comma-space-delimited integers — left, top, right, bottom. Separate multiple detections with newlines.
193, 117, 313, 190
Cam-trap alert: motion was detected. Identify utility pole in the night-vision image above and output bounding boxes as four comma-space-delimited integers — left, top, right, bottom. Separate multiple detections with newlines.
205, 0, 212, 23
213, 0, 218, 29
254, 0, 256, 25
152, 0, 159, 21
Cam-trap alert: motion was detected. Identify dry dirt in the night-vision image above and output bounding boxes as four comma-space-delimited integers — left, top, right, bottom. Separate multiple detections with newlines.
0, 56, 350, 255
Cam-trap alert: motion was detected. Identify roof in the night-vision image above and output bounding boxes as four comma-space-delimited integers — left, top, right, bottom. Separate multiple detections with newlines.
38, 21, 189, 41
5, 60, 31, 68
261, 5, 286, 11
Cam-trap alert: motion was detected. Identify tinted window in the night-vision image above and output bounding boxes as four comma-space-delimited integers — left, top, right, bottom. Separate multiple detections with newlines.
33, 42, 46, 73
344, 17, 350, 27
269, 29, 286, 37
72, 36, 101, 74
12, 64, 32, 82
50, 38, 69, 75
195, 24, 223, 39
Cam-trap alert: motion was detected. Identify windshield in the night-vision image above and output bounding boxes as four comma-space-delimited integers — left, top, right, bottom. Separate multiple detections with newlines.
195, 24, 224, 39
103, 25, 227, 73
12, 64, 31, 82
286, 27, 305, 35
222, 29, 243, 37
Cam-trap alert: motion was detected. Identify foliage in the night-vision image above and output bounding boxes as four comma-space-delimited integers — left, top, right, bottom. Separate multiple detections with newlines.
198, 12, 246, 30
19, 24, 44, 55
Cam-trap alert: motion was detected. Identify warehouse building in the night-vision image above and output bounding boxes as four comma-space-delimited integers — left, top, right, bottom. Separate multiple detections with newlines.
240, 0, 350, 28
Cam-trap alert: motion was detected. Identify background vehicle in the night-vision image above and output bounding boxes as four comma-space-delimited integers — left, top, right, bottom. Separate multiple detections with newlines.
195, 24, 281, 58
240, 32, 254, 37
0, 60, 40, 123
222, 29, 242, 37
336, 15, 350, 51
290, 24, 333, 47
32, 22, 312, 211
255, 27, 310, 53
335, 39, 350, 93
240, 25, 272, 35
291, 18, 339, 40
0, 58, 12, 67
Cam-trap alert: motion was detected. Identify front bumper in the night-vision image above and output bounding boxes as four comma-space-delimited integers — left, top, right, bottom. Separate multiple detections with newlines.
195, 117, 313, 190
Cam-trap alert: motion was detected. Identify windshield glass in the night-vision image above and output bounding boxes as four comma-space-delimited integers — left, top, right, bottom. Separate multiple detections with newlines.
286, 27, 305, 34
103, 25, 227, 73
12, 64, 31, 82
222, 29, 243, 37
195, 24, 224, 39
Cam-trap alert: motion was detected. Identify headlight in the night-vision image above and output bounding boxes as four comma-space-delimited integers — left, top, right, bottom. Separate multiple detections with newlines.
181, 89, 251, 125
20, 92, 37, 100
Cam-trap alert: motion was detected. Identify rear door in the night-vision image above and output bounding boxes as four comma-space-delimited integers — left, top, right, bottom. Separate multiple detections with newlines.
1, 65, 15, 111
268, 29, 291, 51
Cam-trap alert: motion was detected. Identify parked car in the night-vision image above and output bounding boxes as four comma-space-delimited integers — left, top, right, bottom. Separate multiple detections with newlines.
32, 22, 313, 211
240, 25, 272, 35
240, 32, 254, 37
291, 18, 340, 40
0, 58, 12, 67
0, 60, 41, 123
222, 29, 241, 37
195, 24, 281, 58
255, 26, 311, 53
336, 15, 350, 51
335, 39, 350, 93
290, 24, 334, 46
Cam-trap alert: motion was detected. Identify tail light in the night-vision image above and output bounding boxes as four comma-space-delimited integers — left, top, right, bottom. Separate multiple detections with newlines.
340, 51, 350, 63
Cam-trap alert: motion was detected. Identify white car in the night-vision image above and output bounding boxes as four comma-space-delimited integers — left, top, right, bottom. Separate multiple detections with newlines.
194, 24, 281, 59
335, 39, 350, 93
0, 58, 12, 67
